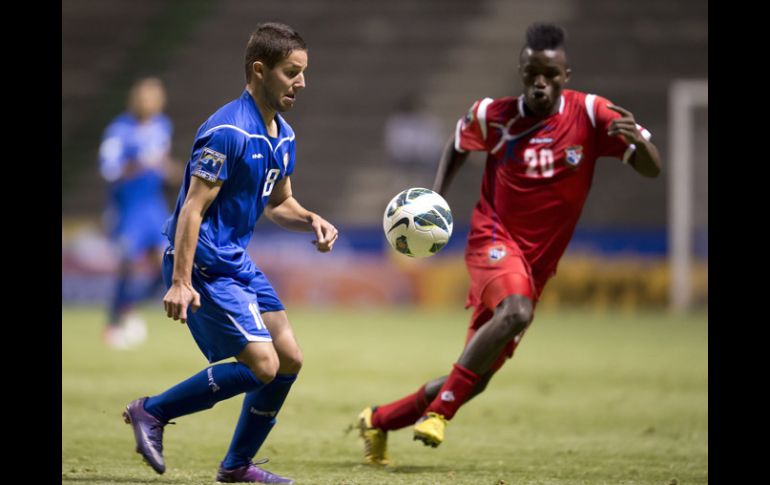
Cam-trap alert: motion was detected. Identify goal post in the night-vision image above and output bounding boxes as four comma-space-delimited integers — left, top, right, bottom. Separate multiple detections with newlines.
668, 79, 708, 312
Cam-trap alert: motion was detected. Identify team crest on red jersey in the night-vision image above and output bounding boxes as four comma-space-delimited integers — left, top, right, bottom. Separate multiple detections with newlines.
487, 244, 507, 263
565, 145, 583, 167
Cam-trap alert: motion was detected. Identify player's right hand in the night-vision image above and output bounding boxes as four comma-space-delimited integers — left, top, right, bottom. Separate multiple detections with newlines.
310, 214, 339, 253
163, 282, 201, 324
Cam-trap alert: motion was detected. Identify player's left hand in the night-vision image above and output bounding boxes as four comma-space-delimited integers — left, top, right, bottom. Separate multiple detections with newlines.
607, 104, 646, 145
311, 215, 339, 253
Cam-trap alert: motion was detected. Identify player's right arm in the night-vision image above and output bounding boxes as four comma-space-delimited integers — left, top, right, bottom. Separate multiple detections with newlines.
590, 96, 661, 178
433, 98, 492, 196
432, 135, 469, 196
163, 176, 221, 323
164, 128, 241, 323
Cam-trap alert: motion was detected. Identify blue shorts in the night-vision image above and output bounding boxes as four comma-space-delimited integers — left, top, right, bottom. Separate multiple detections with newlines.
162, 247, 285, 363
111, 206, 168, 261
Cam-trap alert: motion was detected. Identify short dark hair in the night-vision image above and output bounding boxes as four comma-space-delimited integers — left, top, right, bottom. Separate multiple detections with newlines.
244, 23, 307, 82
525, 22, 566, 51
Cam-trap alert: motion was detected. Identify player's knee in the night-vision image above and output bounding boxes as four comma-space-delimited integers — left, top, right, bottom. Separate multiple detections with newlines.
498, 299, 533, 339
247, 354, 279, 384
281, 348, 304, 374
252, 363, 278, 384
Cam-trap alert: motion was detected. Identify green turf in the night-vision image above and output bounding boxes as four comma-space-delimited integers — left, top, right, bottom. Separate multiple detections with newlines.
62, 305, 707, 484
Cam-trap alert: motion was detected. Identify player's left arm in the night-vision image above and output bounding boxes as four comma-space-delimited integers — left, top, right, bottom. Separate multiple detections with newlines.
264, 176, 339, 253
607, 105, 662, 178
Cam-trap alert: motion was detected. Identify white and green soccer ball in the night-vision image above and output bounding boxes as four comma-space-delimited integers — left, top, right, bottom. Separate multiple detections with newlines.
383, 187, 453, 258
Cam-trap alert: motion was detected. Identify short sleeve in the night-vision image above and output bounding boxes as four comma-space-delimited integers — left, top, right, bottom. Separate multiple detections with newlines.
589, 94, 652, 162
191, 127, 244, 183
455, 97, 494, 153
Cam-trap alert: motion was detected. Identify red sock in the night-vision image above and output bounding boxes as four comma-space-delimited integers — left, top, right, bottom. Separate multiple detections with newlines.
424, 363, 480, 420
371, 385, 430, 431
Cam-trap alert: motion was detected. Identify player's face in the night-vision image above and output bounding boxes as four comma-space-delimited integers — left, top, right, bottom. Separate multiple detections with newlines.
519, 48, 570, 118
262, 49, 308, 113
129, 80, 166, 120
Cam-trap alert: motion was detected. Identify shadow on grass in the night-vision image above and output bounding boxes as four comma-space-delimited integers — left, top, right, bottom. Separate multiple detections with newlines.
293, 460, 455, 474
387, 464, 456, 474
62, 475, 190, 484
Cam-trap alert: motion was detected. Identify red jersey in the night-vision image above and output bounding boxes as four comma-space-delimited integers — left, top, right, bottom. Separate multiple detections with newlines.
455, 89, 650, 284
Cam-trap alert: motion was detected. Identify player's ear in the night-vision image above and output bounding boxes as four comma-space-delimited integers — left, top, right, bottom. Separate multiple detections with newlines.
252, 61, 265, 81
564, 67, 571, 84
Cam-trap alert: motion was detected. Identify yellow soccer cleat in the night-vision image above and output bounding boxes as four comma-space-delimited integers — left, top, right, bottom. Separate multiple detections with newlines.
356, 407, 390, 466
413, 412, 448, 448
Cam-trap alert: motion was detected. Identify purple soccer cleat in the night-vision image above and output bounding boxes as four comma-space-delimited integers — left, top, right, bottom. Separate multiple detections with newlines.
216, 461, 294, 484
123, 397, 167, 474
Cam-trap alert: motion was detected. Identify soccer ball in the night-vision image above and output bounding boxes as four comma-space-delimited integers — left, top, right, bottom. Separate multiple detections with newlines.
383, 187, 453, 258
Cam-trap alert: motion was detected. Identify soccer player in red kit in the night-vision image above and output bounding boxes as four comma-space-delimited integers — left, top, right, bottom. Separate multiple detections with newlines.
355, 22, 662, 465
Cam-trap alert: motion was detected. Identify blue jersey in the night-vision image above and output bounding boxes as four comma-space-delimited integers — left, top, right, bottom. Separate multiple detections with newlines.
99, 113, 172, 213
163, 90, 297, 277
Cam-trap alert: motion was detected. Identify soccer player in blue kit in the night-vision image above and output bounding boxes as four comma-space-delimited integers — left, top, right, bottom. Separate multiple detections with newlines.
122, 23, 338, 484
99, 77, 174, 349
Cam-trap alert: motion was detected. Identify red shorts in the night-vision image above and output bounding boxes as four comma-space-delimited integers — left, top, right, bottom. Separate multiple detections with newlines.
463, 240, 545, 372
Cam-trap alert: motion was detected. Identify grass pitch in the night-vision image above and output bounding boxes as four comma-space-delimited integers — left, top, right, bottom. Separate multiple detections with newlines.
62, 305, 707, 484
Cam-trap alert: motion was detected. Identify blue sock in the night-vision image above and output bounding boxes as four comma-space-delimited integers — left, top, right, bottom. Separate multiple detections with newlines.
144, 362, 264, 423
222, 373, 298, 469
108, 273, 131, 325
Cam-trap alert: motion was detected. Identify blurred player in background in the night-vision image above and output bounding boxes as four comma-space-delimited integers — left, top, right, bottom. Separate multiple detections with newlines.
122, 23, 338, 484
99, 77, 176, 349
356, 22, 661, 465
384, 93, 444, 189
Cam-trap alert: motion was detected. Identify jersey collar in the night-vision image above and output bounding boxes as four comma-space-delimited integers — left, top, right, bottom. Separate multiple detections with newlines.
242, 89, 283, 139
517, 94, 565, 118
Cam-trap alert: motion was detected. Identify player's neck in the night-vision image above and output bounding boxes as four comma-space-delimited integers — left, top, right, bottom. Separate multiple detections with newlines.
524, 103, 559, 120
260, 110, 278, 137
246, 86, 278, 136
522, 99, 560, 120
131, 112, 154, 124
